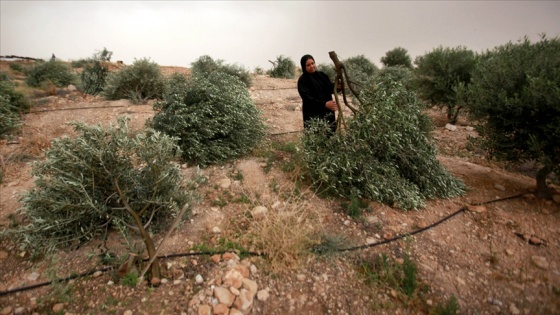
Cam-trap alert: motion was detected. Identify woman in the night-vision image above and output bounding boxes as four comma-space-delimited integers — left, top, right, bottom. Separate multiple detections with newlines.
297, 54, 339, 133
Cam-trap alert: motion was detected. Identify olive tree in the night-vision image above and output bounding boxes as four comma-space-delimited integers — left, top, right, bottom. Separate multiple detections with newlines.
190, 55, 252, 88
102, 58, 165, 104
301, 74, 465, 210
267, 55, 296, 79
380, 47, 413, 68
78, 47, 113, 95
149, 71, 266, 166
467, 35, 560, 199
11, 117, 191, 278
413, 46, 477, 124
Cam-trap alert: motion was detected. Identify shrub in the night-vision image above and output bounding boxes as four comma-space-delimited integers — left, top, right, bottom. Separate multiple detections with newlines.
78, 47, 113, 95
466, 35, 560, 199
301, 76, 465, 210
149, 71, 266, 166
11, 116, 191, 258
8, 62, 29, 74
25, 60, 77, 88
267, 55, 296, 79
413, 46, 477, 124
380, 47, 413, 68
190, 55, 252, 87
102, 58, 165, 104
0, 73, 31, 138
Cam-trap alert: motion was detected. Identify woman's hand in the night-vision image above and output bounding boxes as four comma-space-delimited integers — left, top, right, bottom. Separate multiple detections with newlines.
326, 100, 338, 111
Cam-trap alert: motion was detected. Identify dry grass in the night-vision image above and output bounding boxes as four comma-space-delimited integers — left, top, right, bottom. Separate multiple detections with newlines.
224, 186, 325, 273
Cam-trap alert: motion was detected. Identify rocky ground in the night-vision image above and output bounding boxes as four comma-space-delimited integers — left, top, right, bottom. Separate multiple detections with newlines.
0, 64, 559, 315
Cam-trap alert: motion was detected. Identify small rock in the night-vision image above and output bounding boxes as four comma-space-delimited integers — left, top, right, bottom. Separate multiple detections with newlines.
218, 178, 231, 189
13, 307, 24, 315
467, 205, 487, 213
505, 249, 514, 256
211, 254, 221, 264
52, 303, 64, 313
242, 278, 258, 295
494, 184, 506, 191
249, 264, 258, 275
257, 289, 270, 301
296, 274, 306, 281
0, 251, 8, 260
195, 274, 204, 284
251, 206, 268, 220
229, 308, 244, 315
230, 286, 240, 296
197, 304, 212, 315
222, 252, 239, 261
553, 194, 560, 204
211, 226, 221, 234
27, 272, 40, 281
213, 303, 229, 315
509, 303, 521, 315
68, 84, 77, 91
531, 256, 549, 270
123, 310, 133, 315
233, 288, 255, 312
214, 287, 235, 307
465, 126, 475, 131
445, 123, 457, 131
92, 270, 103, 278
223, 269, 244, 289
1, 307, 12, 315
364, 215, 379, 224
151, 277, 161, 286
529, 236, 543, 246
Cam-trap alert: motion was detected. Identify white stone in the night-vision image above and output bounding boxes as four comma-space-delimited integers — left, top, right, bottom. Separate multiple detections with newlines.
445, 123, 457, 131
251, 206, 268, 220
531, 256, 549, 270
219, 178, 231, 189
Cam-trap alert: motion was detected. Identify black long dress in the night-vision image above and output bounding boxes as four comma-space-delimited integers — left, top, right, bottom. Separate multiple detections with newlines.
297, 71, 337, 132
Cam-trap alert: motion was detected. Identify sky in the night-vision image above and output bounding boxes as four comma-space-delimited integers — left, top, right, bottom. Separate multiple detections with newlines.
1, 1, 559, 70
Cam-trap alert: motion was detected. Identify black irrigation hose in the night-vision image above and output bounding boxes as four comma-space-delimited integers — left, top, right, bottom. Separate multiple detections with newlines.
0, 193, 524, 297
268, 130, 303, 136
30, 105, 126, 113
336, 192, 524, 253
0, 250, 263, 297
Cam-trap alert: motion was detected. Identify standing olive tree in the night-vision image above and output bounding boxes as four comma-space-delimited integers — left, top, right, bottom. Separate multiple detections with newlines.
267, 55, 296, 79
413, 46, 477, 124
380, 47, 413, 69
466, 35, 560, 199
79, 47, 113, 95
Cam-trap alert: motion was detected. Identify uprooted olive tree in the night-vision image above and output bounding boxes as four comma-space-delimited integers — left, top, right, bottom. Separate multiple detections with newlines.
301, 72, 466, 210
10, 116, 192, 279
149, 71, 266, 167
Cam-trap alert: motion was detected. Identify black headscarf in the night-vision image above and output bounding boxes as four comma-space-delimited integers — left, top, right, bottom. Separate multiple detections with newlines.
300, 54, 314, 74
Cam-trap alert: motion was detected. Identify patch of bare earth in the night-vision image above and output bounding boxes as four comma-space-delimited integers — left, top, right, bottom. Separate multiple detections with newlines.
1, 66, 559, 315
